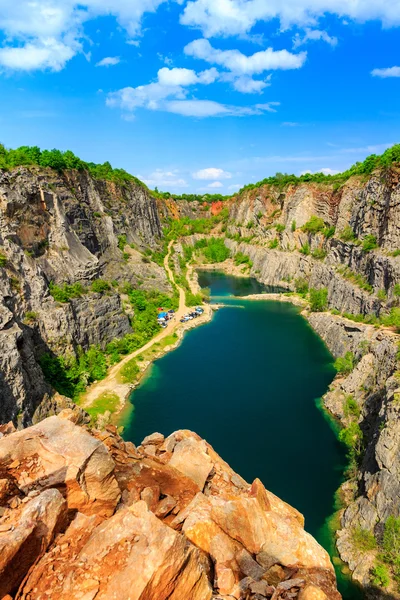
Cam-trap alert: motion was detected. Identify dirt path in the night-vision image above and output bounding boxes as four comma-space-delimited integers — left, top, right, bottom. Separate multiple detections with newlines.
81, 241, 200, 409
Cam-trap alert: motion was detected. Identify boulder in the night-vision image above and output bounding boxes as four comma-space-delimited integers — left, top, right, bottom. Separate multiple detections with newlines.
0, 416, 120, 517
0, 488, 67, 597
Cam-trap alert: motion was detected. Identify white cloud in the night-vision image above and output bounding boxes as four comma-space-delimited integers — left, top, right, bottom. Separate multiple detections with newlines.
193, 167, 232, 180
371, 66, 400, 78
107, 67, 280, 117
300, 167, 340, 175
96, 56, 120, 67
0, 0, 167, 71
228, 183, 243, 190
157, 66, 218, 86
0, 37, 76, 71
184, 38, 304, 94
292, 28, 338, 48
139, 169, 188, 188
282, 121, 300, 126
180, 0, 400, 38
184, 38, 306, 74
208, 181, 224, 188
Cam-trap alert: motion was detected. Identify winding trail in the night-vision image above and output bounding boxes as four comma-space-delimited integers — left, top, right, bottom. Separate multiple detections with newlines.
81, 240, 205, 409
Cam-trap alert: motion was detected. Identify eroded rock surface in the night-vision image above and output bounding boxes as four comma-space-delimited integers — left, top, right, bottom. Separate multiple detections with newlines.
0, 416, 340, 600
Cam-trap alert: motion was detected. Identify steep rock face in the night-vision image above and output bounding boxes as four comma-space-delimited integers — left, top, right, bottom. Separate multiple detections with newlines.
0, 414, 340, 600
227, 167, 400, 315
0, 166, 173, 425
305, 314, 400, 592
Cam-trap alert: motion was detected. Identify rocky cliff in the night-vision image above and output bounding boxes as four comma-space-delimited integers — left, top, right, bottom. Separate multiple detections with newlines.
224, 166, 400, 597
0, 166, 178, 425
0, 412, 340, 600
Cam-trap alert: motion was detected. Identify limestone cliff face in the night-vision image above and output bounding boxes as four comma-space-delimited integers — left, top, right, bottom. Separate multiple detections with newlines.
0, 413, 340, 600
226, 168, 400, 596
0, 166, 172, 425
227, 166, 400, 315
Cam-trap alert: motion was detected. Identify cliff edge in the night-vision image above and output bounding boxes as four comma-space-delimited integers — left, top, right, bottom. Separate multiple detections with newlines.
0, 413, 340, 600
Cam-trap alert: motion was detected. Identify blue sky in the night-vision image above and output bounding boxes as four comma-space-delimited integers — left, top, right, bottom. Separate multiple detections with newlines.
0, 1, 399, 193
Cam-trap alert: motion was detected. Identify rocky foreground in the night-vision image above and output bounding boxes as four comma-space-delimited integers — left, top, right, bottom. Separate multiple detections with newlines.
0, 412, 339, 600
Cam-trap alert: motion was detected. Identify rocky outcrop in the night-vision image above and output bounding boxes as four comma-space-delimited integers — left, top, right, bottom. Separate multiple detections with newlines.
0, 414, 340, 600
0, 166, 174, 425
305, 313, 400, 593
226, 166, 400, 315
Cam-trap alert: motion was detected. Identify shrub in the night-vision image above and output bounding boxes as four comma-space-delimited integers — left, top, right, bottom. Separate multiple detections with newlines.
295, 277, 309, 295
49, 282, 86, 303
351, 526, 377, 552
391, 249, 400, 257
291, 220, 296, 232
382, 516, 400, 566
377, 289, 387, 301
299, 242, 310, 255
201, 238, 230, 263
394, 284, 400, 297
371, 563, 390, 588
24, 311, 38, 323
312, 248, 327, 260
323, 226, 336, 238
120, 358, 139, 383
340, 226, 357, 242
186, 291, 203, 306
117, 234, 127, 251
269, 238, 279, 249
0, 251, 6, 267
343, 395, 360, 419
91, 279, 110, 293
234, 252, 253, 267
301, 215, 325, 234
334, 351, 355, 374
362, 234, 379, 252
309, 287, 328, 312
275, 224, 285, 233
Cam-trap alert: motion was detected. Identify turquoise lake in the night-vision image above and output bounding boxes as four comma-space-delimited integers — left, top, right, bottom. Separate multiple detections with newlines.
123, 271, 360, 599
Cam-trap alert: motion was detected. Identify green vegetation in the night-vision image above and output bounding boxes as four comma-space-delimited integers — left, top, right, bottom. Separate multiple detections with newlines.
334, 351, 355, 374
234, 252, 253, 268
0, 144, 147, 188
49, 281, 86, 303
323, 226, 336, 238
301, 215, 325, 234
299, 242, 310, 255
371, 564, 390, 588
269, 238, 279, 249
312, 248, 327, 260
351, 526, 377, 552
343, 395, 360, 419
39, 345, 108, 399
84, 392, 120, 420
164, 210, 228, 240
24, 311, 38, 324
117, 234, 127, 251
155, 191, 229, 203
238, 144, 400, 194
91, 279, 111, 293
0, 251, 6, 267
377, 289, 387, 301
337, 266, 373, 293
294, 277, 309, 295
194, 237, 230, 263
339, 421, 363, 477
291, 220, 296, 232
120, 357, 140, 383
309, 287, 328, 312
339, 226, 357, 243
362, 234, 379, 252
275, 223, 285, 233
394, 284, 400, 297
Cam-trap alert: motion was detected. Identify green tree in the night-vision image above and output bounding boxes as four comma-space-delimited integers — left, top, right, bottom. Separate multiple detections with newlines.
309, 287, 328, 312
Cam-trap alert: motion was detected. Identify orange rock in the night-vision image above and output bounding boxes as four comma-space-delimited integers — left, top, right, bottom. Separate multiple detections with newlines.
17, 501, 212, 600
0, 416, 120, 517
0, 488, 67, 597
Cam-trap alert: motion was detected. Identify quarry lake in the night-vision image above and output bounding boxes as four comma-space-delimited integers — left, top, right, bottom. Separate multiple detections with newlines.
124, 272, 356, 598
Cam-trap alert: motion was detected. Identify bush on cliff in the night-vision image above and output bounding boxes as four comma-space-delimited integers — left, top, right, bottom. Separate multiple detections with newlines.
309, 287, 328, 312
301, 216, 325, 234
334, 351, 355, 374
49, 282, 86, 303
